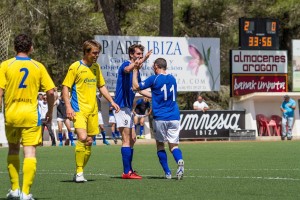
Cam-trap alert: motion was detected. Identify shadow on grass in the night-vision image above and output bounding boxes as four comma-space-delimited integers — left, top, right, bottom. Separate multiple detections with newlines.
60, 179, 96, 183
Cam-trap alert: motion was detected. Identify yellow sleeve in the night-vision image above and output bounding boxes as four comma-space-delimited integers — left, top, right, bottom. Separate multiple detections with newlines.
40, 64, 55, 92
0, 62, 7, 89
62, 64, 76, 88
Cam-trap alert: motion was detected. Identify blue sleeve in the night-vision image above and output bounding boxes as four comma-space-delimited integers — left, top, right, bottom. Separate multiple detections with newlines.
139, 75, 156, 90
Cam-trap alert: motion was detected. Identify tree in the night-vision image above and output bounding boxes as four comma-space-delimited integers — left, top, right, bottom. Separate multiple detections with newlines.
159, 0, 173, 36
98, 0, 122, 35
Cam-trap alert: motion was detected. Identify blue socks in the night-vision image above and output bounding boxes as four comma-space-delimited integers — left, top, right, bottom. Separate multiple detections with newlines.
139, 126, 144, 136
68, 132, 74, 143
115, 131, 120, 138
101, 131, 106, 141
157, 150, 171, 174
58, 133, 63, 142
121, 147, 132, 174
172, 148, 183, 163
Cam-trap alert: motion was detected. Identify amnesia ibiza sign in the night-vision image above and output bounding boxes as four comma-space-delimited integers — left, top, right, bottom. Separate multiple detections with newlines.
179, 110, 245, 138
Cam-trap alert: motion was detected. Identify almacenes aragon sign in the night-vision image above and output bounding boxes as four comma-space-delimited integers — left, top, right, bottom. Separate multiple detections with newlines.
179, 110, 245, 138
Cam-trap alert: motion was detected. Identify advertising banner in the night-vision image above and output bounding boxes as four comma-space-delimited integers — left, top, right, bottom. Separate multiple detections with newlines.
232, 74, 287, 96
179, 110, 245, 138
292, 40, 300, 91
231, 50, 288, 74
95, 35, 220, 92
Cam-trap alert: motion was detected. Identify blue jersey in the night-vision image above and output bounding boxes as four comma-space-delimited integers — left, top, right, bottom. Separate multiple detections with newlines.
139, 74, 180, 120
114, 60, 141, 109
281, 98, 296, 118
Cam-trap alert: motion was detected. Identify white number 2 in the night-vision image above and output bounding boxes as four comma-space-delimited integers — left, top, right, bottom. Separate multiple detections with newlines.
161, 84, 175, 101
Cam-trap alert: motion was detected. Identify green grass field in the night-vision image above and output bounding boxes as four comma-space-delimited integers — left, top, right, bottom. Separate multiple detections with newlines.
0, 140, 300, 200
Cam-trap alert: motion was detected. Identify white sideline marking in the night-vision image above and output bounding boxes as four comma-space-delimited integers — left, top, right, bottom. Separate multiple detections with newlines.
1, 170, 300, 181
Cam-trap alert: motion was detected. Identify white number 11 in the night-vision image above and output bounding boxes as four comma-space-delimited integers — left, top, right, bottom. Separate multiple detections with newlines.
161, 84, 175, 101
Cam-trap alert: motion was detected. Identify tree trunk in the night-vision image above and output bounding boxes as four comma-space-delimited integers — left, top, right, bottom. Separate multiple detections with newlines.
159, 0, 173, 36
98, 0, 122, 35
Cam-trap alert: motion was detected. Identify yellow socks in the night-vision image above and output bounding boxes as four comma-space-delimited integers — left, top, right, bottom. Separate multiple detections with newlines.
22, 157, 37, 195
75, 141, 86, 174
83, 145, 92, 168
7, 155, 20, 190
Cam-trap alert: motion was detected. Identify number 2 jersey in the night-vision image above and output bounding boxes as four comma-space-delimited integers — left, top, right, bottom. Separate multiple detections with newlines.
138, 74, 180, 121
0, 56, 55, 127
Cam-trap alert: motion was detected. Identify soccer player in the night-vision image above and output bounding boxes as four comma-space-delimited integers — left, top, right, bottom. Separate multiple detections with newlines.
55, 93, 75, 146
132, 58, 184, 180
95, 93, 110, 145
62, 40, 119, 183
114, 44, 152, 179
0, 34, 55, 199
133, 97, 152, 139
108, 101, 119, 144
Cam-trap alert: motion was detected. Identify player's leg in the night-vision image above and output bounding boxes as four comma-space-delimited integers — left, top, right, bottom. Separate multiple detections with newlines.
110, 122, 117, 144
45, 121, 56, 146
99, 112, 109, 145
74, 128, 88, 182
21, 126, 42, 199
134, 115, 139, 138
153, 120, 171, 179
287, 117, 293, 140
57, 120, 64, 146
167, 120, 184, 180
114, 108, 141, 179
65, 118, 75, 146
139, 117, 145, 138
6, 126, 21, 198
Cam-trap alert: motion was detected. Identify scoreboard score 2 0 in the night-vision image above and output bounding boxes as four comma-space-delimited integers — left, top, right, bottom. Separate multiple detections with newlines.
239, 18, 280, 50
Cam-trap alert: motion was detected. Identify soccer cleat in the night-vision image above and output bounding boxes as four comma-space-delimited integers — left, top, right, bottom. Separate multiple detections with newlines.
165, 172, 172, 179
73, 172, 87, 183
71, 142, 75, 146
140, 135, 145, 139
103, 140, 110, 145
122, 171, 142, 179
20, 192, 34, 200
287, 136, 293, 140
176, 159, 184, 180
6, 189, 20, 199
92, 141, 96, 146
59, 141, 63, 146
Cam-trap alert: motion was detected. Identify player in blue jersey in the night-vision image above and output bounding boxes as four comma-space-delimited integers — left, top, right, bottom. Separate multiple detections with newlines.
114, 44, 152, 179
132, 57, 184, 180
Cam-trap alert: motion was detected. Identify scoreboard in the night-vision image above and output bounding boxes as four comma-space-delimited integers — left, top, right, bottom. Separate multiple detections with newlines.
239, 18, 280, 50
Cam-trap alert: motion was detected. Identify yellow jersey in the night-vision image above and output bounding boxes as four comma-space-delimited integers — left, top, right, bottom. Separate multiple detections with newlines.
0, 56, 55, 127
62, 60, 105, 114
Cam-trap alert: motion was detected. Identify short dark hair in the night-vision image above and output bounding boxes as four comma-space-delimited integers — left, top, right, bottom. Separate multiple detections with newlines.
128, 44, 144, 59
83, 40, 102, 54
154, 58, 167, 70
14, 34, 32, 53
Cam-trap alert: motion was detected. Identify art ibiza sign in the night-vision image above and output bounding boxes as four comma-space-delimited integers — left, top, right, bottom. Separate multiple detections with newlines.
179, 110, 245, 138
95, 35, 220, 92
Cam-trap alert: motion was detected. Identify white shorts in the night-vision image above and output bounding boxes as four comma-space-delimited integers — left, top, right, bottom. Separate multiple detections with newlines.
98, 112, 104, 125
109, 115, 116, 124
135, 114, 146, 118
153, 120, 180, 144
57, 117, 66, 122
113, 107, 134, 128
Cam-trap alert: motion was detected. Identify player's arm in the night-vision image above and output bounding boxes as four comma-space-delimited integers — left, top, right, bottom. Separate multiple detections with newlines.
45, 88, 55, 123
98, 85, 120, 113
132, 69, 152, 98
62, 85, 75, 120
146, 107, 152, 116
0, 88, 3, 108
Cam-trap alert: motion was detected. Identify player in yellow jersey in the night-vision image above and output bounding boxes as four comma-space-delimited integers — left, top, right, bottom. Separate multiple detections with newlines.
0, 34, 55, 200
62, 40, 120, 182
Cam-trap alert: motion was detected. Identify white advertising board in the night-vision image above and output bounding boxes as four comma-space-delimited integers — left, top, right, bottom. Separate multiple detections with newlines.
231, 50, 288, 74
95, 36, 220, 92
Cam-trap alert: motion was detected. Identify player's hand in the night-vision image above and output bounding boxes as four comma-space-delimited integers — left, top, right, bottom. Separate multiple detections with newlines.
66, 106, 75, 120
45, 112, 53, 123
111, 102, 120, 113
144, 49, 152, 61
